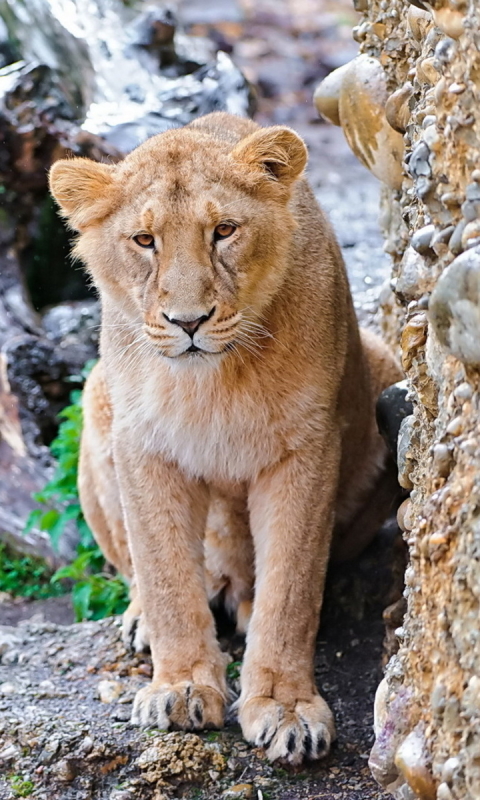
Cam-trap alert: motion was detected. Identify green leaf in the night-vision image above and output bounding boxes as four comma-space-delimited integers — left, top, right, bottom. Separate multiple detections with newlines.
72, 581, 93, 622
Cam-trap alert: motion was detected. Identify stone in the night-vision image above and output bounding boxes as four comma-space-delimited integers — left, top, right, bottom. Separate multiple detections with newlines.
437, 783, 453, 800
222, 784, 255, 799
385, 84, 413, 134
397, 415, 416, 490
316, 53, 405, 190
0, 626, 20, 658
97, 679, 123, 703
449, 220, 466, 255
407, 6, 432, 41
441, 757, 460, 785
411, 224, 435, 255
432, 444, 452, 478
429, 247, 480, 366
446, 417, 463, 437
433, 7, 465, 38
0, 743, 19, 761
396, 247, 429, 302
394, 728, 436, 800
408, 141, 432, 180
313, 62, 350, 126
338, 55, 404, 190
462, 221, 480, 249
53, 758, 77, 782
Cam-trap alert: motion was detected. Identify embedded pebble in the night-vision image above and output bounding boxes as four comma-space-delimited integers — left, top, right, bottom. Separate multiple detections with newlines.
429, 247, 480, 366
437, 783, 453, 800
411, 224, 435, 254
442, 756, 460, 784
446, 417, 463, 436
432, 443, 452, 477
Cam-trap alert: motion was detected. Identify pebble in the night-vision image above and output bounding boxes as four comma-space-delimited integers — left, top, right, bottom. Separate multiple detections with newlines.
98, 679, 123, 703
454, 382, 473, 401
437, 783, 454, 800
78, 736, 94, 755
429, 247, 480, 366
53, 758, 77, 782
449, 220, 466, 255
0, 682, 18, 695
0, 626, 20, 658
394, 729, 436, 800
0, 743, 19, 761
446, 417, 463, 436
408, 141, 432, 179
432, 443, 452, 477
411, 224, 435, 254
442, 756, 460, 784
222, 784, 255, 799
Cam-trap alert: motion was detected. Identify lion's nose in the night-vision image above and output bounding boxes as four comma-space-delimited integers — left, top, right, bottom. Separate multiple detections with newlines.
164, 307, 215, 336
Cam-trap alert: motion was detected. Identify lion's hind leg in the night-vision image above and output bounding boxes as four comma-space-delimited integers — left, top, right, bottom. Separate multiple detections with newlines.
205, 489, 254, 635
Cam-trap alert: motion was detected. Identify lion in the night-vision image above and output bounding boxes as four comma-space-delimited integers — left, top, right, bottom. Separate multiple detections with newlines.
49, 112, 402, 765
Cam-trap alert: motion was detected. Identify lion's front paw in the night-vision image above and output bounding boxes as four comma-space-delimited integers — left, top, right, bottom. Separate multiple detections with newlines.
239, 694, 335, 765
131, 681, 225, 730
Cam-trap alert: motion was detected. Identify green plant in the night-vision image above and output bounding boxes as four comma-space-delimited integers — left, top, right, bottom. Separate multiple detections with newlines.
0, 544, 61, 600
24, 361, 129, 621
52, 553, 128, 622
226, 661, 242, 681
8, 775, 34, 798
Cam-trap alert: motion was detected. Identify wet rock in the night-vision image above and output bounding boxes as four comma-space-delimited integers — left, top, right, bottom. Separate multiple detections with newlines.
429, 247, 480, 366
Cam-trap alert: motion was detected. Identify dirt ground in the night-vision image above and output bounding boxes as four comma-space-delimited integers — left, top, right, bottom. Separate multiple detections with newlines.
0, 2, 400, 798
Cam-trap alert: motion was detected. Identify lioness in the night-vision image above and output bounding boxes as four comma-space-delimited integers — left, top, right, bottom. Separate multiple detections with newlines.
49, 112, 401, 765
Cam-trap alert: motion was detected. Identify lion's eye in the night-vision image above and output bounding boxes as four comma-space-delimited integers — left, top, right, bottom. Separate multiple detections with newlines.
214, 223, 236, 241
133, 233, 155, 248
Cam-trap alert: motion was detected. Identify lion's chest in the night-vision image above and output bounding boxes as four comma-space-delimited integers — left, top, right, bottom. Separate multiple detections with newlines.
121, 367, 285, 484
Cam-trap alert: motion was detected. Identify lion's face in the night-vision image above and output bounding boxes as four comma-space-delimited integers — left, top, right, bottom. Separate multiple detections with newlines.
49, 120, 307, 361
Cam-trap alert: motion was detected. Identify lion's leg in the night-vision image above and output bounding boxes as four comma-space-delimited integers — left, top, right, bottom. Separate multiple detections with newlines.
80, 363, 150, 649
113, 438, 228, 731
79, 362, 132, 578
238, 438, 338, 766
204, 488, 254, 634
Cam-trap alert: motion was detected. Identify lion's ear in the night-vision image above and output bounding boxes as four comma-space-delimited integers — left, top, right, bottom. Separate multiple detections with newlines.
49, 158, 117, 230
231, 126, 308, 187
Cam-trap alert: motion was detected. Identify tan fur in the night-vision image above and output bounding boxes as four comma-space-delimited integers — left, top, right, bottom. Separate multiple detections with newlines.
49, 112, 402, 765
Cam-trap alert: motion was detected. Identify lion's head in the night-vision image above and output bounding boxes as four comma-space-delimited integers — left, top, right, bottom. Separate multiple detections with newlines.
49, 113, 307, 361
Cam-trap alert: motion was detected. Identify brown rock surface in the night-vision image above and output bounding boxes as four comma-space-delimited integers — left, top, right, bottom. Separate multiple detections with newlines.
318, 1, 480, 798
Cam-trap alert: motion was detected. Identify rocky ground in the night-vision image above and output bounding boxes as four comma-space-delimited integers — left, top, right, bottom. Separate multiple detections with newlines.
0, 521, 400, 800
0, 1, 400, 798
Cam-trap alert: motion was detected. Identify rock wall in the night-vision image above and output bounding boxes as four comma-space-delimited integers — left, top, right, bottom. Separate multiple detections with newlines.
316, 1, 480, 798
